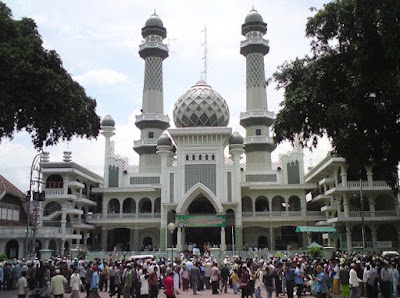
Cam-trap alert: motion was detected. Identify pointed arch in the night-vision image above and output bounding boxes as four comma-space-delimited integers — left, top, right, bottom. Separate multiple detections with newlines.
176, 183, 223, 214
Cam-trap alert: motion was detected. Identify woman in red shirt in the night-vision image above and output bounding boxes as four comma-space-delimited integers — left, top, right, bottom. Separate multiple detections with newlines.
163, 272, 175, 298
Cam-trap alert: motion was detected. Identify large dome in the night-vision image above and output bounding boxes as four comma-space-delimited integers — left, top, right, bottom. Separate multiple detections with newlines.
173, 80, 230, 128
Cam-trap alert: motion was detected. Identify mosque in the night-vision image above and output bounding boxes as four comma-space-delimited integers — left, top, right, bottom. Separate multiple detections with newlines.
1, 9, 399, 258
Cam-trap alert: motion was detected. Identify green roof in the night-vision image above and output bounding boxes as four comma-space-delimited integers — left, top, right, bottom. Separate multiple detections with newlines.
307, 242, 324, 249
295, 226, 337, 233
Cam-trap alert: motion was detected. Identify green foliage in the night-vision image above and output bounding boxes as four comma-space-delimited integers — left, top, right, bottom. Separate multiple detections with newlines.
0, 252, 8, 260
273, 0, 400, 191
308, 247, 322, 259
0, 2, 100, 149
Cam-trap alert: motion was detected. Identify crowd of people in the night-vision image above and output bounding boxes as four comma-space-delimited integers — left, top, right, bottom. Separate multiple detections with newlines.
0, 250, 399, 298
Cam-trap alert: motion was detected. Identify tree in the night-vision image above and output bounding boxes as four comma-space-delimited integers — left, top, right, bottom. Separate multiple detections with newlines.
0, 2, 100, 149
273, 0, 400, 190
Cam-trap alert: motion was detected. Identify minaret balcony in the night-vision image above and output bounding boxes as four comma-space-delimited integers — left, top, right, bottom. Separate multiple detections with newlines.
240, 109, 275, 127
133, 138, 158, 154
244, 136, 276, 152
135, 113, 170, 130
240, 38, 270, 56
139, 42, 169, 59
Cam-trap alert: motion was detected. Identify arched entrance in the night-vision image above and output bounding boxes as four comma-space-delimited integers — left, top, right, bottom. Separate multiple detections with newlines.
184, 195, 221, 252
49, 239, 57, 255
6, 239, 19, 259
108, 228, 130, 251
142, 237, 153, 251
258, 236, 268, 249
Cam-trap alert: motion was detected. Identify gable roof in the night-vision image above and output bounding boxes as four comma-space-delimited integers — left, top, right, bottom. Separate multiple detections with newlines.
0, 174, 28, 213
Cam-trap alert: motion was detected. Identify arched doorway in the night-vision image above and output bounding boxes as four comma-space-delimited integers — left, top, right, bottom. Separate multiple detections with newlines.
108, 228, 130, 251
6, 239, 19, 259
64, 241, 70, 256
49, 239, 57, 255
142, 237, 153, 251
258, 236, 268, 249
184, 196, 220, 252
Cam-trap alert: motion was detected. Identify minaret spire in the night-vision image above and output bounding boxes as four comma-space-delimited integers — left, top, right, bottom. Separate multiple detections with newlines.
201, 25, 208, 82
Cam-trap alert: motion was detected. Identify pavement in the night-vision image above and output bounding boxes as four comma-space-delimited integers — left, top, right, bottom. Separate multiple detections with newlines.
4, 287, 325, 298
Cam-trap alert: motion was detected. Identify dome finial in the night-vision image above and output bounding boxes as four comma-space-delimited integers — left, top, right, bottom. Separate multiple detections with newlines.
152, 8, 158, 16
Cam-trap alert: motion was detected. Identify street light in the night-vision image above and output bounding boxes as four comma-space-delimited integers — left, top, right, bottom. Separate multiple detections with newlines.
167, 222, 176, 262
25, 152, 45, 259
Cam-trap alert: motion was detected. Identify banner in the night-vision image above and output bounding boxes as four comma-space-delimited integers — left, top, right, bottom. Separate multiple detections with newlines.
176, 214, 226, 227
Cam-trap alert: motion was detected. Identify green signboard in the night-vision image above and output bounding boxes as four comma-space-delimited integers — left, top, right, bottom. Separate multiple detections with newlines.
176, 215, 226, 227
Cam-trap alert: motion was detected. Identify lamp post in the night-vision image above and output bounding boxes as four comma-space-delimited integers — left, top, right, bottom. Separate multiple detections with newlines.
25, 152, 45, 259
167, 222, 176, 262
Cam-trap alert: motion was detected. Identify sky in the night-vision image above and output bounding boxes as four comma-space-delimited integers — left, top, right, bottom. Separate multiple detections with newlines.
1, 0, 332, 192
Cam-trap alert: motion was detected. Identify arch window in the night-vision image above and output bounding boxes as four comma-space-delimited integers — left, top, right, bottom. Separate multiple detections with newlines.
108, 199, 120, 213
255, 196, 269, 212
139, 198, 152, 213
46, 175, 63, 189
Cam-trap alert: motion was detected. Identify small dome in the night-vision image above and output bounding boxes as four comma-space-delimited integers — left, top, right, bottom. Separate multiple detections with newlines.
229, 132, 244, 145
101, 114, 115, 127
145, 13, 163, 27
245, 9, 263, 23
173, 80, 230, 128
157, 133, 172, 146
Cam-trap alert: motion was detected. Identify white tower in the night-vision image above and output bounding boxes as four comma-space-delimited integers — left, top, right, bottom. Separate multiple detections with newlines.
134, 13, 170, 172
240, 9, 276, 169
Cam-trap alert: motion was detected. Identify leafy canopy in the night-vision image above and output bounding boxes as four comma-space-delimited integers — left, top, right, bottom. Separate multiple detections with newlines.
273, 0, 400, 189
0, 2, 100, 149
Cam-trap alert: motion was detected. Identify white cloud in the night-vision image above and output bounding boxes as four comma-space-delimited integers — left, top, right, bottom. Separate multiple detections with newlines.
74, 69, 128, 86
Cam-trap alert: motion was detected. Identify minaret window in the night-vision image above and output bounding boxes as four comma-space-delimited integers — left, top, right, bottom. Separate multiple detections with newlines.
199, 155, 202, 160
148, 132, 154, 138
256, 129, 262, 136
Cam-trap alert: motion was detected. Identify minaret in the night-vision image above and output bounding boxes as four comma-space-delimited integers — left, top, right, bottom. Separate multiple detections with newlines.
240, 8, 276, 170
101, 115, 115, 188
134, 12, 170, 172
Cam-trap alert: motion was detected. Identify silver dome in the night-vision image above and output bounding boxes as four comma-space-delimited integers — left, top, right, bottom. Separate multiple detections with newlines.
157, 133, 172, 146
101, 114, 115, 127
229, 132, 244, 145
145, 13, 163, 27
245, 9, 263, 23
173, 80, 230, 128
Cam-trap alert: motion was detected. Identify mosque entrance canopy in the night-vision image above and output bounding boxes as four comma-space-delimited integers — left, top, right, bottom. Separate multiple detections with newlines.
176, 214, 226, 227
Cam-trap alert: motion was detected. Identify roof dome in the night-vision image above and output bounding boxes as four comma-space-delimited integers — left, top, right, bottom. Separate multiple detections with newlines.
173, 80, 230, 128
245, 9, 263, 23
229, 132, 244, 145
145, 13, 163, 27
101, 114, 115, 127
157, 133, 172, 146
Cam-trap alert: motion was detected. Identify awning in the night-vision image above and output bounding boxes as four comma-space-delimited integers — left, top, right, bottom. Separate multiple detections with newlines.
307, 242, 324, 249
295, 226, 337, 233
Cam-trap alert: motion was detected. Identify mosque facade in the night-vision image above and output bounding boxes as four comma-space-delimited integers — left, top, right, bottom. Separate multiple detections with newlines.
1, 10, 399, 258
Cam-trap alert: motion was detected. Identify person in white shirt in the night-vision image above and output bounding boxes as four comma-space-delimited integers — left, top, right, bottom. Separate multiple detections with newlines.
390, 263, 399, 298
349, 264, 362, 298
70, 268, 82, 298
380, 263, 391, 298
16, 271, 28, 298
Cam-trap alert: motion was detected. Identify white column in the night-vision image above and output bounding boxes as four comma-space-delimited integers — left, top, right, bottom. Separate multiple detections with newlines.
177, 227, 182, 252
220, 227, 226, 251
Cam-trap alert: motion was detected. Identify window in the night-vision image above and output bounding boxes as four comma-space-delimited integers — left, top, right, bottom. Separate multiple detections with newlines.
148, 132, 154, 138
256, 129, 262, 136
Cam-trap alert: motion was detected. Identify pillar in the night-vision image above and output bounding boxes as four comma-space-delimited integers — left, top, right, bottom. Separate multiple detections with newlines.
220, 227, 226, 252
133, 229, 140, 251
269, 227, 275, 250
101, 229, 108, 251
60, 239, 65, 256
177, 227, 182, 252
160, 227, 166, 251
371, 225, 377, 248
119, 200, 123, 218
235, 226, 243, 251
346, 224, 352, 251
343, 194, 350, 217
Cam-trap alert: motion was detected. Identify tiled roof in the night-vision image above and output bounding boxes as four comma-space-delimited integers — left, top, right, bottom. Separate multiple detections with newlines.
0, 174, 27, 213
0, 174, 26, 198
